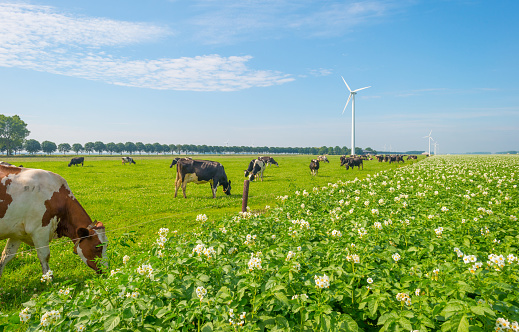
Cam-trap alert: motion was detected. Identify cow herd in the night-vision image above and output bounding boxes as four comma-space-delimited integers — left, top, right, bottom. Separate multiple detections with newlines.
308, 154, 418, 176
309, 154, 362, 176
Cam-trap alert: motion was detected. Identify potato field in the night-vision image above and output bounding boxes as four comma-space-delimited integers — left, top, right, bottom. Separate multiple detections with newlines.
1, 155, 518, 331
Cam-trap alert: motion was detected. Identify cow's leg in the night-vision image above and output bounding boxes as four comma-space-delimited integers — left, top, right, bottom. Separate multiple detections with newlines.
211, 184, 217, 198
182, 182, 188, 198
174, 173, 182, 198
33, 237, 52, 275
260, 169, 264, 181
0, 239, 21, 276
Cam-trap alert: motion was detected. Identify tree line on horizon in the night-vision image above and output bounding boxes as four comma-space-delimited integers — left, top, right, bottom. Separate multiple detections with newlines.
15, 139, 366, 156
2, 114, 378, 156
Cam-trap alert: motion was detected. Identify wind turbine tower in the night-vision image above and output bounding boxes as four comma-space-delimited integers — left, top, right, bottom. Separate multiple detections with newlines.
423, 130, 433, 156
341, 77, 371, 156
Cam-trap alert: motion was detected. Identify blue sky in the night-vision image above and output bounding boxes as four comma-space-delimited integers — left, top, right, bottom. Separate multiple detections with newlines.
0, 0, 518, 154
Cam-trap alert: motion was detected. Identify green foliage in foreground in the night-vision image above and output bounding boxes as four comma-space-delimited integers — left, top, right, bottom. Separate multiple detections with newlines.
3, 155, 519, 331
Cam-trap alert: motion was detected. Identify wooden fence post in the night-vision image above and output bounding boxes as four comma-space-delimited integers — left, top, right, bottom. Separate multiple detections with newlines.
242, 180, 250, 213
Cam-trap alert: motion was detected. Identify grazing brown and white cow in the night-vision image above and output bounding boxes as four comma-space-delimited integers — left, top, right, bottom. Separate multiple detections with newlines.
68, 157, 84, 167
310, 159, 320, 176
122, 157, 136, 165
244, 159, 266, 181
170, 158, 231, 198
0, 165, 108, 277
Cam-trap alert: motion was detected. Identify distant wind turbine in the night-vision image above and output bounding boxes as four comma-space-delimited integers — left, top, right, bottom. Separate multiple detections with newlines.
423, 130, 433, 155
341, 77, 371, 156
433, 141, 439, 155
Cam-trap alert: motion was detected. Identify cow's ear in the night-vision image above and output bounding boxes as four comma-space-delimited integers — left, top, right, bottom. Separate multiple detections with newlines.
77, 228, 90, 240
228, 180, 231, 185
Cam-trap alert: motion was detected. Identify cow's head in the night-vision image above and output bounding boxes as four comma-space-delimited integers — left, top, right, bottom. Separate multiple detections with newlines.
244, 170, 250, 177
222, 180, 231, 195
169, 158, 180, 168
75, 221, 108, 274
249, 173, 255, 181
270, 158, 279, 166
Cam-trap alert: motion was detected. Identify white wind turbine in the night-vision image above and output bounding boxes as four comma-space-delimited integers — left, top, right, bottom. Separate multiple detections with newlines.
423, 130, 433, 156
342, 77, 371, 156
433, 141, 439, 155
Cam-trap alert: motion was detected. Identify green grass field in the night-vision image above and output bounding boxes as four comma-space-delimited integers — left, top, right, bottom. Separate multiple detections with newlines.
0, 154, 421, 313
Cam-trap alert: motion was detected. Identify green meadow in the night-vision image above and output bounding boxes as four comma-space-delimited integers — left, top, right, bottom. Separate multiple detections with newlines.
0, 155, 418, 313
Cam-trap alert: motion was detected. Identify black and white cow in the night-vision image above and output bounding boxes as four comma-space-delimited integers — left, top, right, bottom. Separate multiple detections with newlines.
341, 157, 363, 170
310, 159, 320, 176
68, 157, 84, 167
171, 158, 231, 198
258, 156, 279, 167
388, 155, 404, 164
0, 165, 108, 277
317, 155, 330, 163
122, 157, 136, 165
244, 159, 266, 181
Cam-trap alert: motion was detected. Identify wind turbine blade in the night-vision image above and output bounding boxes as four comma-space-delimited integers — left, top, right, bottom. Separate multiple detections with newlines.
429, 130, 432, 136
341, 76, 352, 92
342, 94, 352, 114
353, 86, 371, 92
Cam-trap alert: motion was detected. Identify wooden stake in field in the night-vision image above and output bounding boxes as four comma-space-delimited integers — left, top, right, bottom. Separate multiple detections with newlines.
242, 179, 250, 213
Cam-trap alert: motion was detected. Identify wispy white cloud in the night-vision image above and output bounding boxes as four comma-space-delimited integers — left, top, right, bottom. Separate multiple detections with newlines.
190, 0, 399, 44
0, 3, 293, 91
309, 68, 333, 76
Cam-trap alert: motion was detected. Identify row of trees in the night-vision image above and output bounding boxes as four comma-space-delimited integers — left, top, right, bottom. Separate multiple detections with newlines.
0, 114, 378, 156
21, 139, 368, 156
